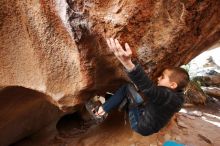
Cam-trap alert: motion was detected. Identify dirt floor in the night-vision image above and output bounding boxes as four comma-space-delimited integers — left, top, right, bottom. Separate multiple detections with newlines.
13, 99, 220, 146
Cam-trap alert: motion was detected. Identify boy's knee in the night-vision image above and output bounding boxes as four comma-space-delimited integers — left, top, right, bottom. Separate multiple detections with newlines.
120, 84, 131, 92
122, 83, 130, 88
123, 83, 134, 90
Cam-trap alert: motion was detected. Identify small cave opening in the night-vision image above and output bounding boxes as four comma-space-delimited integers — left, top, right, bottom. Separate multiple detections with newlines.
54, 105, 96, 144
56, 111, 90, 137
0, 86, 61, 146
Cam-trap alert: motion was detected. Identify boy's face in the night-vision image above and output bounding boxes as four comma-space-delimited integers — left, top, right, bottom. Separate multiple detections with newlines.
157, 69, 177, 89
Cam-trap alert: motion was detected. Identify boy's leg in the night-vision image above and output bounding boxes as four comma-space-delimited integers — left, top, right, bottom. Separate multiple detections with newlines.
118, 84, 144, 111
86, 84, 130, 123
102, 84, 144, 113
127, 84, 144, 105
102, 84, 129, 113
126, 84, 145, 133
128, 107, 145, 133
87, 83, 144, 124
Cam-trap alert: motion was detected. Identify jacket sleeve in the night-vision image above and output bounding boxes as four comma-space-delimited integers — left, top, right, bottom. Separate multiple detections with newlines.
126, 62, 172, 105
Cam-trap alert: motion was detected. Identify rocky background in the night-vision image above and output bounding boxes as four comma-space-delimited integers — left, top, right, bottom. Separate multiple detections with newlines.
0, 0, 220, 145
184, 47, 220, 105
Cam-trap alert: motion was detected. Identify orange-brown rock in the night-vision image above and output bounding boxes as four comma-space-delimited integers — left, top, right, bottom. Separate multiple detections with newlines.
0, 0, 220, 145
202, 86, 220, 100
184, 81, 207, 104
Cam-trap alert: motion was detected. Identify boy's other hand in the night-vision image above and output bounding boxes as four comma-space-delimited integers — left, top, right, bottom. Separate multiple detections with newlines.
106, 38, 135, 71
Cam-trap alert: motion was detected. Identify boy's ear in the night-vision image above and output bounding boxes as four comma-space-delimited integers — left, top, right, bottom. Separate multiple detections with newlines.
170, 82, 178, 89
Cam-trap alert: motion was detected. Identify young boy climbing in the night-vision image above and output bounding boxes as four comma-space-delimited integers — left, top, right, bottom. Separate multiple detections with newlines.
87, 38, 190, 136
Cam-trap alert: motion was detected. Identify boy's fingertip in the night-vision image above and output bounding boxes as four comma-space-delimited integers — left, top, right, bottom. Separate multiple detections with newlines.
110, 38, 114, 43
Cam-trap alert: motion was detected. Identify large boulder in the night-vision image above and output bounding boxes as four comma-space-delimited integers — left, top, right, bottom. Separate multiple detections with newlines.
0, 0, 220, 145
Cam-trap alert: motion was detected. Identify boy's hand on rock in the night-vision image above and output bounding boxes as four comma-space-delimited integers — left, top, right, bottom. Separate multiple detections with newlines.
106, 38, 135, 71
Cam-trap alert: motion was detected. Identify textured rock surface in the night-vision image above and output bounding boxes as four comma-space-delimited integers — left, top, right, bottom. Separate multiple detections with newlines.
0, 86, 62, 146
202, 86, 220, 100
0, 0, 88, 108
184, 81, 207, 104
0, 0, 220, 145
14, 104, 220, 146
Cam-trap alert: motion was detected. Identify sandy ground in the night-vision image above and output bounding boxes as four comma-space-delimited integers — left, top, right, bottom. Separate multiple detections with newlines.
14, 100, 220, 146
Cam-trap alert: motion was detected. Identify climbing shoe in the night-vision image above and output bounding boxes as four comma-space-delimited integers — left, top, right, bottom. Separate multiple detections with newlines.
85, 98, 108, 124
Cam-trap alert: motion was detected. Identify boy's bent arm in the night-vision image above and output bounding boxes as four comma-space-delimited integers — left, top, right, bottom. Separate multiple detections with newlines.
126, 62, 172, 104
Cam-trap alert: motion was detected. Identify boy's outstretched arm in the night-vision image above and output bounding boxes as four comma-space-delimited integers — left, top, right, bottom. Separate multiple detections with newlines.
105, 38, 171, 104
106, 38, 135, 71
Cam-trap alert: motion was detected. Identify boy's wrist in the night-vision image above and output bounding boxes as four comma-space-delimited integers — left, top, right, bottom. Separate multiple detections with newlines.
123, 60, 135, 72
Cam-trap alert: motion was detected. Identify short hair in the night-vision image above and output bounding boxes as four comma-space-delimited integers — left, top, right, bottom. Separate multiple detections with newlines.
165, 67, 190, 91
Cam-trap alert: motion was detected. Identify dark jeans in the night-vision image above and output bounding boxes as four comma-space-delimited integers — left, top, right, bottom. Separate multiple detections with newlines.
102, 84, 144, 132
